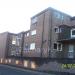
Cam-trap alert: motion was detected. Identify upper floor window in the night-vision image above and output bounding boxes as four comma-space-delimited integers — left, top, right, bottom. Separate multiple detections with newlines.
61, 15, 64, 20
54, 12, 64, 20
54, 27, 59, 33
54, 12, 61, 19
27, 32, 29, 37
25, 32, 29, 37
30, 43, 35, 50
31, 17, 37, 24
58, 43, 62, 51
54, 27, 62, 33
71, 29, 75, 38
31, 30, 36, 35
16, 39, 21, 46
12, 36, 16, 44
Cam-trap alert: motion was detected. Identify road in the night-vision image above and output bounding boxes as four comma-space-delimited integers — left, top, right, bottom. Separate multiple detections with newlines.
0, 64, 54, 75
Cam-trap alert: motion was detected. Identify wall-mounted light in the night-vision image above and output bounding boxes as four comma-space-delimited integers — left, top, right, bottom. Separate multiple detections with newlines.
31, 61, 36, 69
0, 58, 3, 63
15, 60, 19, 64
24, 60, 28, 67
8, 59, 11, 63
5, 59, 8, 63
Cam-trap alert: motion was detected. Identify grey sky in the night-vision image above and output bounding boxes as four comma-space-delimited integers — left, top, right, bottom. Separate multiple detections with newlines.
0, 0, 75, 33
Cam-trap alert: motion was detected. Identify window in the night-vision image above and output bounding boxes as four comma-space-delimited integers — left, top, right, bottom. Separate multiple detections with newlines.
54, 43, 57, 49
61, 15, 64, 20
30, 43, 35, 50
58, 43, 62, 51
24, 44, 30, 50
59, 28, 62, 33
16, 39, 20, 46
17, 35, 21, 39
27, 33, 29, 36
71, 29, 75, 38
54, 27, 59, 33
53, 43, 62, 51
54, 12, 64, 20
31, 30, 36, 35
11, 51, 15, 56
31, 17, 37, 24
25, 32, 29, 37
54, 12, 61, 19
12, 41, 16, 44
12, 36, 16, 44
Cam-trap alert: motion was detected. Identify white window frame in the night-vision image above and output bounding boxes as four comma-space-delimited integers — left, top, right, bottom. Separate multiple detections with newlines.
30, 43, 35, 50
12, 41, 16, 44
54, 27, 59, 33
25, 32, 29, 37
71, 29, 75, 38
27, 32, 29, 37
53, 43, 62, 51
12, 35, 17, 45
31, 30, 36, 35
57, 43, 62, 51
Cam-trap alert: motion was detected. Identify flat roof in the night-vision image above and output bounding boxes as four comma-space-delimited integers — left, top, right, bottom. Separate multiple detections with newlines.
31, 7, 72, 19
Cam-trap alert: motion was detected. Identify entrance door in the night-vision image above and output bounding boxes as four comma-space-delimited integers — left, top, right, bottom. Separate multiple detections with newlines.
68, 45, 74, 58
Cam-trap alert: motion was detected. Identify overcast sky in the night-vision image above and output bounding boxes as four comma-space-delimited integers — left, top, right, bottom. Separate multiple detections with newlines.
0, 0, 75, 33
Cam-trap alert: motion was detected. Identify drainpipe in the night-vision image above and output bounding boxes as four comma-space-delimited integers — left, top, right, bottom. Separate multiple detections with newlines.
21, 32, 24, 58
48, 10, 53, 57
5, 32, 10, 58
40, 13, 45, 57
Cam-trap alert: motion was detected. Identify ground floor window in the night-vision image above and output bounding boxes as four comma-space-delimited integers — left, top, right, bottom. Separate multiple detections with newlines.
53, 43, 62, 51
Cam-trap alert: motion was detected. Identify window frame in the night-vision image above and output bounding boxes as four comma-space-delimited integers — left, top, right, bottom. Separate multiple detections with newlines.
30, 43, 35, 50
53, 43, 62, 51
31, 30, 36, 35
54, 27, 60, 33
31, 17, 37, 24
24, 44, 30, 51
71, 29, 75, 38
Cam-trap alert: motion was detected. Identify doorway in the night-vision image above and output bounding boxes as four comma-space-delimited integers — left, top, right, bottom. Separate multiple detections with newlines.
68, 44, 74, 58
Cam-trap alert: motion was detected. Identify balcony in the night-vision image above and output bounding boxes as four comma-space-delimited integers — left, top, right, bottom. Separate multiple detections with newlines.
57, 25, 75, 42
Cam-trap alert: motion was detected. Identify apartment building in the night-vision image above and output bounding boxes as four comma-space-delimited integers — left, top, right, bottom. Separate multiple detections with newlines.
0, 7, 75, 73
27, 7, 71, 58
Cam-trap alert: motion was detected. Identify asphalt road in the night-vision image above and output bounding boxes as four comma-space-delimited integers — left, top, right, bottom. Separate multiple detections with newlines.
0, 64, 54, 75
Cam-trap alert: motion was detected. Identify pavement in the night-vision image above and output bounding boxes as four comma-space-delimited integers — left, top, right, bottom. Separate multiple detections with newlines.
0, 64, 54, 75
